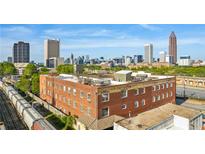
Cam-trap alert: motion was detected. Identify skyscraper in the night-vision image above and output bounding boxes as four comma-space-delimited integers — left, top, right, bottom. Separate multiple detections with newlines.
144, 44, 153, 64
44, 39, 60, 67
169, 32, 177, 64
70, 53, 74, 64
159, 51, 166, 63
13, 41, 30, 63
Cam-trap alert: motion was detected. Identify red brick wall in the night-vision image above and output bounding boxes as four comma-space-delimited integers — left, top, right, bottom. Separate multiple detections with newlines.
97, 78, 176, 119
40, 75, 98, 119
40, 75, 176, 121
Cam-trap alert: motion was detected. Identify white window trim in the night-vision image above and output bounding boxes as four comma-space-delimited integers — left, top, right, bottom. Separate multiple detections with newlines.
152, 96, 156, 102
134, 101, 139, 108
102, 92, 110, 102
121, 89, 128, 98
153, 86, 156, 91
87, 93, 91, 101
135, 89, 139, 95
142, 88, 146, 94
101, 107, 109, 117
142, 99, 145, 106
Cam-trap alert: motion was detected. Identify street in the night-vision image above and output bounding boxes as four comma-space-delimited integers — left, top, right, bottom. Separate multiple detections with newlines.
176, 86, 205, 100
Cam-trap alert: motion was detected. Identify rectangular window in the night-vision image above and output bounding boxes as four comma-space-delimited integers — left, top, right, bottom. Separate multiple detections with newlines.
63, 86, 66, 92
152, 96, 156, 102
141, 99, 145, 106
80, 91, 84, 98
121, 104, 127, 110
157, 95, 160, 101
80, 104, 84, 112
170, 91, 173, 97
87, 107, 91, 116
68, 99, 71, 106
102, 92, 109, 102
68, 87, 71, 94
140, 88, 145, 94
162, 94, 165, 99
135, 89, 139, 95
152, 86, 156, 91
73, 100, 77, 108
87, 93, 91, 102
170, 82, 173, 87
134, 101, 139, 108
73, 89, 77, 96
156, 85, 160, 90
166, 82, 169, 88
101, 107, 109, 117
161, 84, 164, 89
166, 92, 169, 98
121, 89, 128, 98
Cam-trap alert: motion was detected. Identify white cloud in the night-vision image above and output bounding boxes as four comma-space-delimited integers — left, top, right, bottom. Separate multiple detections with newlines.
2, 26, 32, 34
139, 24, 160, 31
43, 28, 114, 38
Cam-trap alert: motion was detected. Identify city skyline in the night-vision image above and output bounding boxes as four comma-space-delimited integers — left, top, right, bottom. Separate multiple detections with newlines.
1, 24, 205, 62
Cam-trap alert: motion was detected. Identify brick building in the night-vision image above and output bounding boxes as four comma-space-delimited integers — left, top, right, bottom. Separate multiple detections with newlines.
40, 71, 176, 125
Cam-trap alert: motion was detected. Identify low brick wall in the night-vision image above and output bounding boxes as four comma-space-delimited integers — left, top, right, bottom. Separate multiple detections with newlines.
27, 92, 66, 117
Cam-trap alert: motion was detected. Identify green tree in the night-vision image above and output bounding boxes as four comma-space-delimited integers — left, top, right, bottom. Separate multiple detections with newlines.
40, 67, 49, 74
57, 64, 74, 74
23, 64, 37, 78
0, 62, 16, 76
16, 76, 31, 93
31, 73, 40, 95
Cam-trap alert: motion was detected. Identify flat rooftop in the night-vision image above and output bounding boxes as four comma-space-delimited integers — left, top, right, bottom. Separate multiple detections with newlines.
116, 103, 202, 130
42, 70, 175, 87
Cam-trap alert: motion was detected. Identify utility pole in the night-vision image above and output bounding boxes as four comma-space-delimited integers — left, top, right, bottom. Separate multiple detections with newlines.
183, 75, 186, 100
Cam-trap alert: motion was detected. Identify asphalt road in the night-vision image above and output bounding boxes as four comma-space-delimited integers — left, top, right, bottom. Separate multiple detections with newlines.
176, 86, 205, 100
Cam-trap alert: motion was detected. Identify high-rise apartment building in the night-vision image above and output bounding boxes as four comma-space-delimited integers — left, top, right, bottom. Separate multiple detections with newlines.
159, 51, 167, 63
144, 44, 153, 64
13, 41, 30, 63
169, 32, 177, 64
44, 39, 60, 67
133, 55, 143, 64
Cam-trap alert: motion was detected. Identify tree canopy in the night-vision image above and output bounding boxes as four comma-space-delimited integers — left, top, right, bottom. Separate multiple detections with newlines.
57, 64, 74, 74
0, 62, 16, 76
23, 64, 37, 78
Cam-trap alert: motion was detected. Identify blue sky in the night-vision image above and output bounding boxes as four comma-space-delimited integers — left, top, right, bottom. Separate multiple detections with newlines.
1, 24, 205, 63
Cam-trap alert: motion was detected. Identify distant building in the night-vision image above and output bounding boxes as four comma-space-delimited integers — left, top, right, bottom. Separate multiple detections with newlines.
178, 55, 193, 66
133, 55, 143, 64
113, 57, 123, 66
144, 44, 153, 64
169, 32, 177, 64
114, 103, 203, 130
44, 39, 60, 67
7, 57, 12, 63
166, 55, 174, 64
70, 53, 74, 64
13, 41, 30, 63
14, 63, 29, 75
125, 56, 132, 66
159, 51, 166, 63
47, 57, 64, 68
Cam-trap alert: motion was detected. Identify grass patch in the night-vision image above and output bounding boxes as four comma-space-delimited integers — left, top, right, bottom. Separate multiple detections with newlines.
46, 113, 75, 130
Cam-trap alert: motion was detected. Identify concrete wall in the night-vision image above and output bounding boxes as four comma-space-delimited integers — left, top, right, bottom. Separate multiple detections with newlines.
113, 122, 128, 130
173, 115, 189, 130
28, 92, 66, 117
